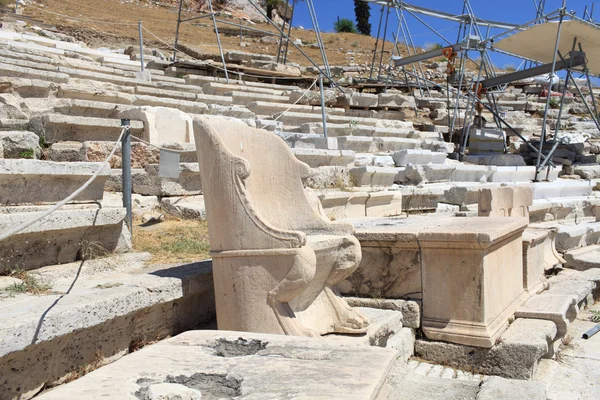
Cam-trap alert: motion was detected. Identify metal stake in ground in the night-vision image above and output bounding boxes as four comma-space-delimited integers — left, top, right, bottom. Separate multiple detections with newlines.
138, 20, 145, 72
319, 74, 328, 141
121, 119, 133, 236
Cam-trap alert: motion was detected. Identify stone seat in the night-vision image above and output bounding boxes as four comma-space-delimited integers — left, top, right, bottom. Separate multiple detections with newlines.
30, 114, 144, 143
193, 115, 370, 337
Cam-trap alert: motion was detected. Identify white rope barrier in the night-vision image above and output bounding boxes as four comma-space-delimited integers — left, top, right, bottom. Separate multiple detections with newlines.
0, 127, 127, 243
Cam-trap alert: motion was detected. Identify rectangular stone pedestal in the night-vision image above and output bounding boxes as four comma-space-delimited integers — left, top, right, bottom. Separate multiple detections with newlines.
420, 217, 529, 348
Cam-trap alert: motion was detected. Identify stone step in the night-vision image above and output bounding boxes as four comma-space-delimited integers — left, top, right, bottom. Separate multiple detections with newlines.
0, 62, 69, 84
0, 159, 109, 205
573, 163, 600, 179
393, 149, 448, 166
0, 204, 129, 272
350, 166, 400, 187
291, 148, 355, 167
317, 190, 403, 219
0, 254, 215, 399
184, 74, 300, 92
531, 217, 600, 253
274, 111, 412, 129
529, 195, 600, 223
298, 122, 425, 139
563, 244, 600, 270
332, 136, 452, 153
48, 98, 132, 119
247, 100, 343, 117
30, 114, 144, 143
106, 163, 202, 196
202, 81, 289, 97
230, 91, 291, 105
57, 66, 154, 88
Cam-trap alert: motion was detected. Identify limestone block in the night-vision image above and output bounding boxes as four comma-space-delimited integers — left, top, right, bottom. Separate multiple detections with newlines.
464, 154, 526, 167
515, 295, 578, 339
420, 217, 530, 347
563, 244, 600, 271
0, 159, 109, 205
305, 166, 351, 189
291, 148, 355, 168
318, 191, 350, 221
160, 196, 206, 220
476, 376, 546, 400
393, 149, 447, 166
0, 62, 69, 83
478, 186, 534, 218
350, 166, 399, 187
0, 206, 129, 272
347, 192, 369, 218
30, 114, 144, 143
146, 383, 202, 400
378, 93, 416, 109
35, 330, 396, 400
366, 191, 403, 217
193, 115, 370, 337
522, 228, 564, 293
119, 106, 194, 145
0, 93, 28, 120
82, 141, 160, 169
336, 92, 379, 108
415, 318, 557, 379
0, 131, 41, 159
344, 297, 421, 328
469, 128, 506, 155
289, 88, 336, 106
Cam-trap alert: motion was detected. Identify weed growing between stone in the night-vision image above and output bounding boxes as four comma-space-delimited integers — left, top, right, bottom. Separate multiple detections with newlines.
132, 217, 211, 263
1, 268, 52, 296
591, 310, 600, 323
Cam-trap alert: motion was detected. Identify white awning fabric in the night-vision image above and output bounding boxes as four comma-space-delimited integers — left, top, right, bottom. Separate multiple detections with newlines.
493, 20, 600, 76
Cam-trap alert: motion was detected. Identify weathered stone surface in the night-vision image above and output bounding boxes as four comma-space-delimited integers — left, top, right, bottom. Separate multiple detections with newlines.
160, 196, 206, 220
0, 159, 109, 205
418, 217, 529, 347
0, 256, 215, 400
478, 186, 533, 218
289, 88, 336, 106
36, 330, 396, 400
107, 163, 202, 196
0, 131, 41, 159
193, 115, 369, 337
146, 383, 202, 400
30, 114, 144, 143
337, 92, 379, 108
415, 318, 557, 379
522, 228, 564, 293
0, 205, 130, 272
563, 244, 600, 271
393, 149, 447, 166
119, 106, 194, 145
477, 376, 546, 400
515, 295, 577, 340
306, 166, 351, 189
344, 297, 421, 328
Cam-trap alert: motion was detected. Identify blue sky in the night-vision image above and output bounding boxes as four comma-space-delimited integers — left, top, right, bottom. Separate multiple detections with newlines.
290, 0, 595, 71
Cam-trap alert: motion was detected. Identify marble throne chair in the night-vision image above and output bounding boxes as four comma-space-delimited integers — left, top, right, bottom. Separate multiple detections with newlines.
193, 116, 369, 337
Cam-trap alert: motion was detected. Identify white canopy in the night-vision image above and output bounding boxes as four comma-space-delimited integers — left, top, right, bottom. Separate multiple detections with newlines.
494, 20, 600, 76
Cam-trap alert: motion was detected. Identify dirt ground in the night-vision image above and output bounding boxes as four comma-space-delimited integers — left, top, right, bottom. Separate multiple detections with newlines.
23, 0, 408, 69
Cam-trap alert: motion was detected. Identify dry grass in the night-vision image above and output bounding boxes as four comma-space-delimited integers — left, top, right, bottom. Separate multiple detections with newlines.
2, 268, 53, 296
132, 217, 211, 264
24, 0, 410, 69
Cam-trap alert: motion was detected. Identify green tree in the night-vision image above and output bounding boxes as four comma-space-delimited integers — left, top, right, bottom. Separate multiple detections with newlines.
353, 0, 371, 35
334, 18, 358, 34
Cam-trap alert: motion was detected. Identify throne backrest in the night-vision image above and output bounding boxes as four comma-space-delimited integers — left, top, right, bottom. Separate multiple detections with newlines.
193, 116, 334, 251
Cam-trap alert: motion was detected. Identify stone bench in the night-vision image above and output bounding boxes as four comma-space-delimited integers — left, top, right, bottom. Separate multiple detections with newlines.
0, 205, 129, 272
30, 114, 144, 143
342, 215, 529, 347
0, 159, 109, 205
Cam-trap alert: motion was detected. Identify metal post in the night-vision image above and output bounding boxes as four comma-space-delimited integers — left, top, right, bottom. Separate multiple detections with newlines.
535, 3, 566, 181
121, 119, 133, 235
370, 6, 385, 80
282, 0, 297, 65
173, 0, 184, 62
207, 0, 229, 83
378, 6, 390, 79
319, 74, 328, 140
276, 0, 290, 63
138, 21, 145, 72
